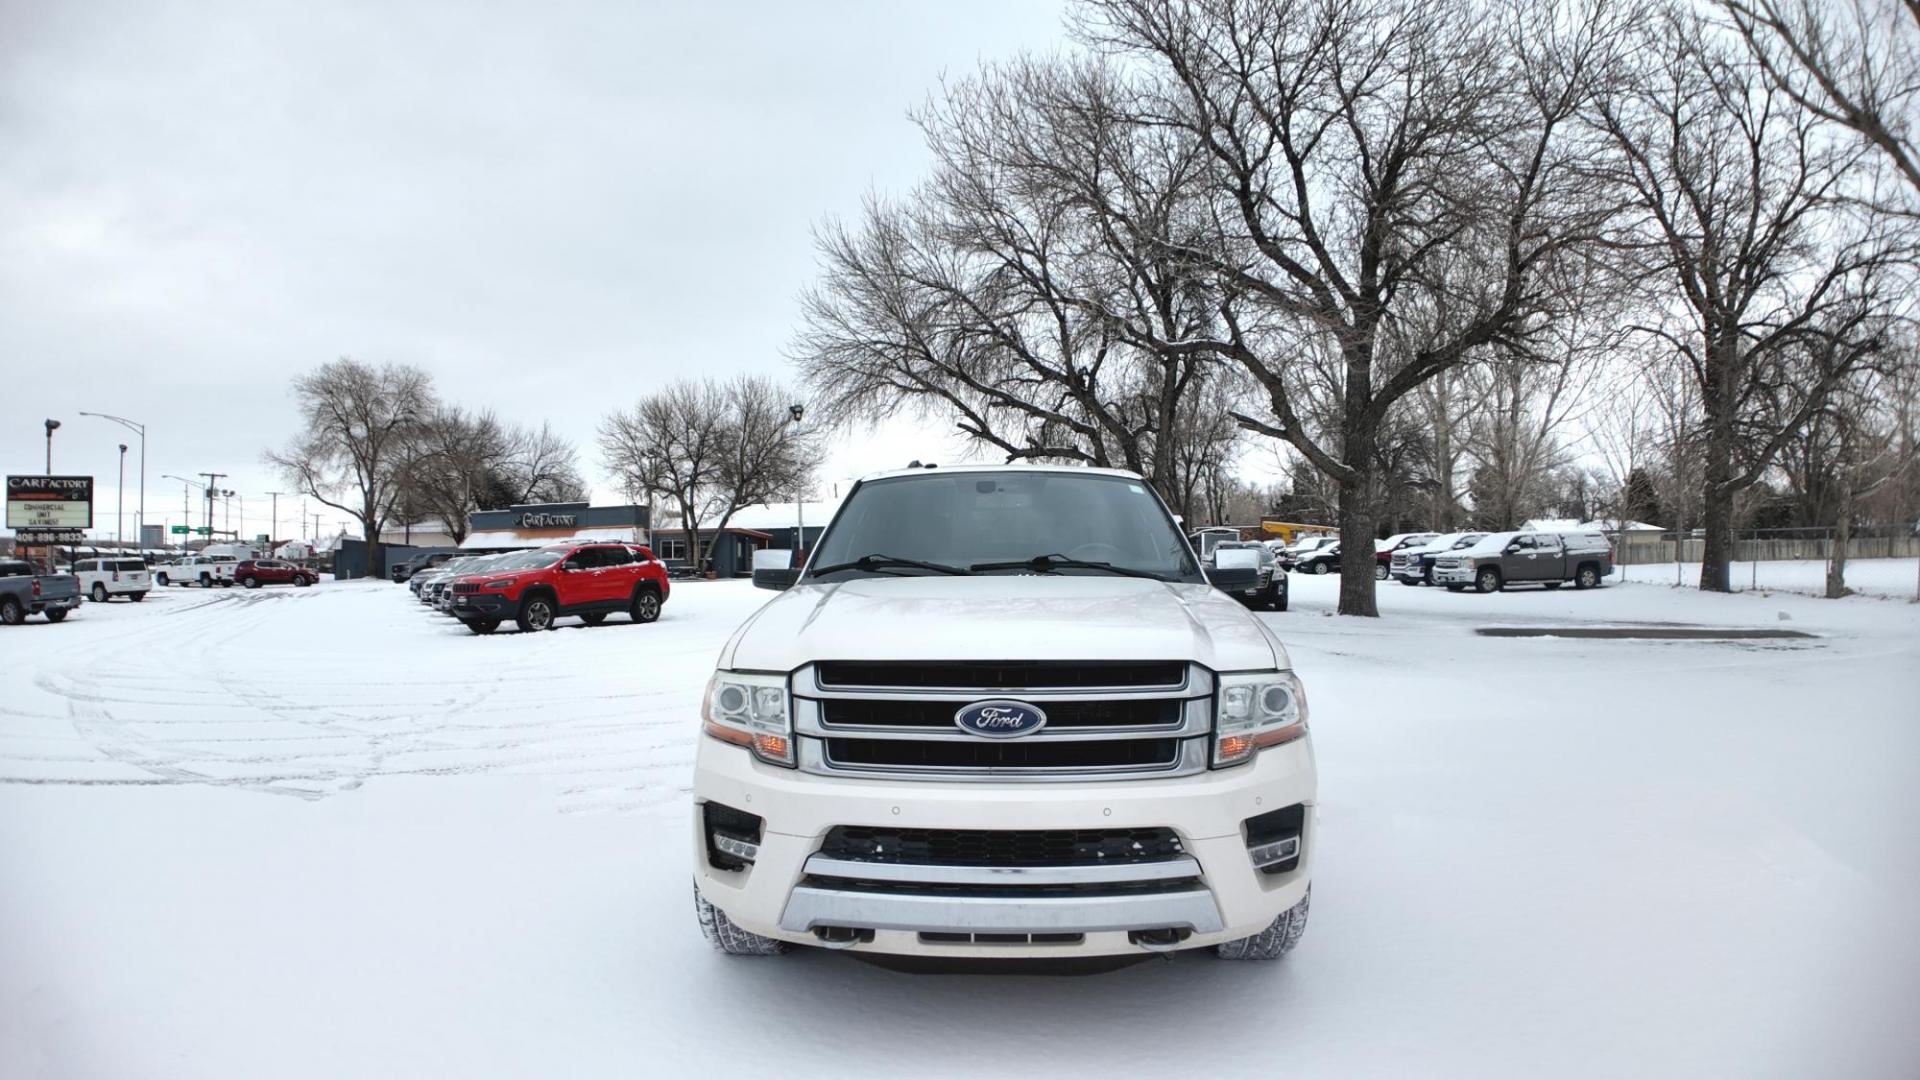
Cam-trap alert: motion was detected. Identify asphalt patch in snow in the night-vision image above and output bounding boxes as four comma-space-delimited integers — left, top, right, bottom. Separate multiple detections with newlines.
1475, 626, 1817, 640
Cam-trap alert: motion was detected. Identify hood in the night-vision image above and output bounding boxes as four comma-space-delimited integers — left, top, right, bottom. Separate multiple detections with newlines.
721, 575, 1290, 674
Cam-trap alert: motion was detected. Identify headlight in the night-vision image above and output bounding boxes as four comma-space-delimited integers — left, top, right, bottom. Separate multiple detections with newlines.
481, 578, 517, 590
1214, 671, 1309, 767
702, 671, 794, 767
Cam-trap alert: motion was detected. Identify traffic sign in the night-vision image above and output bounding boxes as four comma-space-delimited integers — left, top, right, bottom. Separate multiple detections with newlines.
170, 525, 190, 535
195, 527, 213, 536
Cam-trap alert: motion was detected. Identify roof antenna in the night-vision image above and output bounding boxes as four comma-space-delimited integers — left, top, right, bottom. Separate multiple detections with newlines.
907, 459, 922, 468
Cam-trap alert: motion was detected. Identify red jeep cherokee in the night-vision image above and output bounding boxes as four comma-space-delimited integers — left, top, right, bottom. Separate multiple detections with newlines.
447, 543, 669, 634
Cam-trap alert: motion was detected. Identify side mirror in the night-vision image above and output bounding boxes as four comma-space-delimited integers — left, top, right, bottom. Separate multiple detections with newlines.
752, 549, 793, 572
754, 567, 800, 591
1504, 544, 1521, 554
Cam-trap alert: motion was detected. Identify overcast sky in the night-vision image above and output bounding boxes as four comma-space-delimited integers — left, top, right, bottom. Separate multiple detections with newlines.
0, 0, 1069, 542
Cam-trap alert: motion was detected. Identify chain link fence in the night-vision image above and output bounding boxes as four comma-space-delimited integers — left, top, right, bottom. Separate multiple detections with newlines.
1610, 524, 1920, 596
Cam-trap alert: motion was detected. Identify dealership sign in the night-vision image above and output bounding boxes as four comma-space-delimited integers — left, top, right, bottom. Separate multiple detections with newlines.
516, 511, 578, 528
7, 475, 93, 531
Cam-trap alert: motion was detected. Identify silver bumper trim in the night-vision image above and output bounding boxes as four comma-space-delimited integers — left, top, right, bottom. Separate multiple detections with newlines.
778, 885, 1225, 935
802, 854, 1202, 887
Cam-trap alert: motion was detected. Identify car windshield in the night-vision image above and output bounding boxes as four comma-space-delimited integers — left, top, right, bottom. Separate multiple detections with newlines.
807, 470, 1200, 581
485, 549, 562, 571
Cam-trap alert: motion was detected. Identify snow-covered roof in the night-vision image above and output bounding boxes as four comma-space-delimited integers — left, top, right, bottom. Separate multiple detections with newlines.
722, 499, 842, 531
461, 526, 642, 549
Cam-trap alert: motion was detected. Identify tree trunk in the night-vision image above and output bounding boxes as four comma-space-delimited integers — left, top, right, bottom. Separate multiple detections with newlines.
1336, 463, 1379, 617
363, 507, 383, 582
1697, 478, 1734, 592
1825, 467, 1853, 599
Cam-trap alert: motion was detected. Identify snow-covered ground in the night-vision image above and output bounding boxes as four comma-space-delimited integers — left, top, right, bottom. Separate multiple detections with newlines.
3, 568, 1918, 1078
1614, 555, 1920, 599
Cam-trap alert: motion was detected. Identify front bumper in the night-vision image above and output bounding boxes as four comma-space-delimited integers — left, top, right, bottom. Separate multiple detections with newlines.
450, 593, 511, 619
1431, 563, 1478, 584
691, 734, 1316, 958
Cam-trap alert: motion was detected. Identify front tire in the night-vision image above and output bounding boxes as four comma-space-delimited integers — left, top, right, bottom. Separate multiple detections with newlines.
1475, 567, 1502, 594
1373, 563, 1388, 580
515, 594, 556, 633
155, 572, 170, 586
1216, 887, 1310, 961
295, 575, 312, 587
91, 583, 109, 602
694, 885, 789, 956
1310, 562, 1329, 575
631, 587, 662, 624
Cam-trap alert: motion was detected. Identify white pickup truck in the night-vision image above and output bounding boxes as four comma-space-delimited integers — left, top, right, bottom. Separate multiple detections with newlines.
692, 465, 1316, 962
155, 554, 239, 588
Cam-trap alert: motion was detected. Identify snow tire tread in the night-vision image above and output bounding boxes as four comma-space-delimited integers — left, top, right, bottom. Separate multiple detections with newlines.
1215, 887, 1310, 962
694, 885, 789, 956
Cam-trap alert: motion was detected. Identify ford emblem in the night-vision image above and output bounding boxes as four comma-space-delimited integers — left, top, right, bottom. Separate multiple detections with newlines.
954, 700, 1048, 738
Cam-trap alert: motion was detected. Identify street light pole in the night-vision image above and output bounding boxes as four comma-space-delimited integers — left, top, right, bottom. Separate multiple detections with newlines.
116, 444, 127, 549
43, 418, 60, 471
787, 403, 807, 561
79, 412, 146, 547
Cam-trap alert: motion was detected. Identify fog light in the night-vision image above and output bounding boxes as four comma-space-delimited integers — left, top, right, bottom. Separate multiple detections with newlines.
712, 832, 759, 863
1248, 835, 1299, 869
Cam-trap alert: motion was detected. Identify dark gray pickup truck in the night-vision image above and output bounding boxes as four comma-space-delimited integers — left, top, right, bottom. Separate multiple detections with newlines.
0, 558, 82, 625
1430, 530, 1614, 593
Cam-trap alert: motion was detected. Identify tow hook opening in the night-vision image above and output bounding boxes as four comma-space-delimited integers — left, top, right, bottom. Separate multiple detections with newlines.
812, 926, 874, 949
1128, 927, 1191, 952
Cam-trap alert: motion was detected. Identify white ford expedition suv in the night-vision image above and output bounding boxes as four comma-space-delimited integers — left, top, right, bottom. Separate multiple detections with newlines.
692, 465, 1316, 961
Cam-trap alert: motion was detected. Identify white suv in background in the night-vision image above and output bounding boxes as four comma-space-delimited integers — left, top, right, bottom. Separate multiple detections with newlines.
692, 465, 1317, 963
73, 557, 151, 602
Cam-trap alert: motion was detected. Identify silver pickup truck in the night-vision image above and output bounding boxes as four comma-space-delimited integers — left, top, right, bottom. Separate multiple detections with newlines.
0, 558, 82, 625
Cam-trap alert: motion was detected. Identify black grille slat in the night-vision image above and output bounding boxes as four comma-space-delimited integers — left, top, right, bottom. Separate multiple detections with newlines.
816, 661, 1186, 690
819, 698, 1180, 729
820, 826, 1184, 867
826, 737, 1177, 771
451, 582, 479, 594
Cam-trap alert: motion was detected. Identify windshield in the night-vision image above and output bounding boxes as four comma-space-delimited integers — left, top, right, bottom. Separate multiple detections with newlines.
806, 471, 1200, 581
485, 549, 562, 572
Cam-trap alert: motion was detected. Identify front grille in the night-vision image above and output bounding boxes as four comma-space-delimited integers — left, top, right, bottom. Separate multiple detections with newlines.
825, 737, 1178, 771
451, 582, 479, 594
819, 826, 1185, 866
797, 661, 1209, 781
820, 698, 1179, 730
816, 660, 1187, 690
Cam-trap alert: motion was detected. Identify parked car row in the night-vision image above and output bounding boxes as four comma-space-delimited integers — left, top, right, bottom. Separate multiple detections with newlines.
402, 542, 672, 634
1268, 528, 1614, 593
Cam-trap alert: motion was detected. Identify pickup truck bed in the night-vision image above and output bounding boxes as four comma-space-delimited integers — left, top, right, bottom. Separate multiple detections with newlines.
0, 565, 81, 625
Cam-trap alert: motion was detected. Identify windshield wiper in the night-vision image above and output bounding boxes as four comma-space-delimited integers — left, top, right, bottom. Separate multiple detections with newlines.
969, 554, 1171, 580
808, 553, 972, 577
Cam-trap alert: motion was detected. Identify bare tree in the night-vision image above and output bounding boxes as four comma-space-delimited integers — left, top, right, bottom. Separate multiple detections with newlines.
402, 407, 513, 545
266, 357, 432, 578
498, 422, 587, 507
1594, 3, 1909, 591
599, 376, 815, 570
701, 376, 819, 565
792, 58, 1236, 519
599, 379, 729, 567
1078, 0, 1623, 614
1718, 0, 1920, 203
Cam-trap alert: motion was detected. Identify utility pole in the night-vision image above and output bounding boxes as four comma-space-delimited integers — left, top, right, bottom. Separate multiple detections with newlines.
199, 472, 226, 541
267, 491, 283, 548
